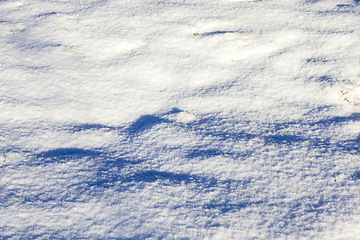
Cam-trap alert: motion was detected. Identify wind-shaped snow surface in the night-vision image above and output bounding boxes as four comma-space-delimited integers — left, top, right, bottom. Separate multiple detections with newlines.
1, 0, 360, 238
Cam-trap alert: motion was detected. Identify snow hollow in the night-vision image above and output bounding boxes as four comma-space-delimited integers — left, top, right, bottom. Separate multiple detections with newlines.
1, 0, 360, 239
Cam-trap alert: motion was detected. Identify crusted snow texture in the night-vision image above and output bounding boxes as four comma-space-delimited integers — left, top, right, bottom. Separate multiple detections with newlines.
1, 0, 360, 239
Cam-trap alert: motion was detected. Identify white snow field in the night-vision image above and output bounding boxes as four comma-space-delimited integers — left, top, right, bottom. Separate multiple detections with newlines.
2, 0, 360, 238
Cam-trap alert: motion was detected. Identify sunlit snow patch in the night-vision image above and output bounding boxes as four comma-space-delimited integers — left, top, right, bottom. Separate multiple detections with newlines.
339, 85, 360, 105
176, 112, 197, 123
2, 1, 23, 8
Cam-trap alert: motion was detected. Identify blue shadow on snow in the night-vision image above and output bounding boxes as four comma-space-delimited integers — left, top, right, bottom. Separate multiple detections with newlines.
201, 29, 254, 37
351, 170, 360, 181
122, 170, 251, 190
184, 112, 360, 158
68, 123, 116, 132
202, 199, 264, 214
127, 108, 184, 135
201, 30, 237, 37
124, 170, 218, 187
127, 115, 170, 135
35, 148, 102, 159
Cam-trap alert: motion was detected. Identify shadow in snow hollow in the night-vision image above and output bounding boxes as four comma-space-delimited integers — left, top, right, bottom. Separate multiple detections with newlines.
127, 114, 170, 135
68, 123, 117, 132
35, 148, 102, 159
28, 148, 104, 166
203, 199, 264, 214
351, 170, 360, 181
124, 170, 219, 187
126, 107, 183, 136
184, 111, 360, 159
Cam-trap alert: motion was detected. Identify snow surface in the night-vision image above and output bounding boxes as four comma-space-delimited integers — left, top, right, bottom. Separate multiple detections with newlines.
1, 0, 360, 238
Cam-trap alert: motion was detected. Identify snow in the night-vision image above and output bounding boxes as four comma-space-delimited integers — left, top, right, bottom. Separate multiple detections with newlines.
2, 0, 360, 238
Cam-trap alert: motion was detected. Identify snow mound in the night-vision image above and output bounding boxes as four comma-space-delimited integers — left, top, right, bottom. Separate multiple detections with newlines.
176, 112, 197, 123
